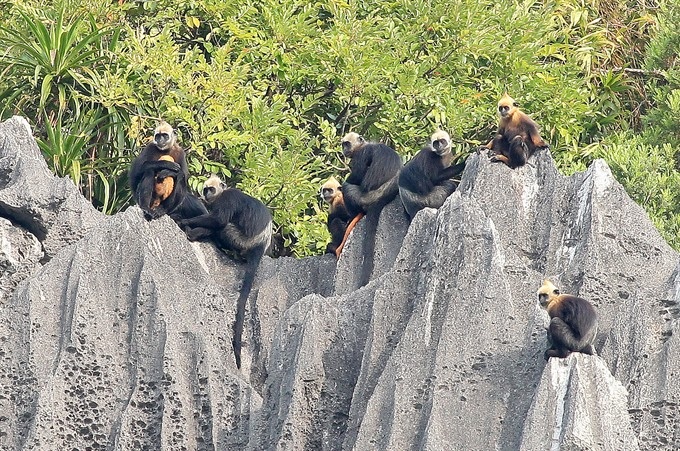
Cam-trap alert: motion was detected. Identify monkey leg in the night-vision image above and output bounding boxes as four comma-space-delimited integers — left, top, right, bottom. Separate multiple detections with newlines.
358, 176, 399, 210
335, 213, 365, 257
548, 317, 583, 352
580, 344, 595, 355
507, 136, 529, 168
327, 218, 348, 254
544, 347, 572, 361
489, 154, 510, 165
184, 226, 214, 242
426, 181, 457, 208
400, 182, 456, 220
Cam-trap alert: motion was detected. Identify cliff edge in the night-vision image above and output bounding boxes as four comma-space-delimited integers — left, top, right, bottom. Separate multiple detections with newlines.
0, 116, 678, 450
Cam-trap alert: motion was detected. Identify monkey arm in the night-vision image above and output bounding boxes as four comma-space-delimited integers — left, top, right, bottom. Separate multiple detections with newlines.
345, 150, 371, 185
185, 226, 214, 242
180, 213, 223, 230
155, 168, 179, 181
142, 159, 181, 173
529, 126, 548, 148
434, 162, 465, 183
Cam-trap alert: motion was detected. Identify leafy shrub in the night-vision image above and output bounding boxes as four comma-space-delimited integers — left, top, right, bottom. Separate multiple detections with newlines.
584, 132, 680, 248
0, 0, 678, 254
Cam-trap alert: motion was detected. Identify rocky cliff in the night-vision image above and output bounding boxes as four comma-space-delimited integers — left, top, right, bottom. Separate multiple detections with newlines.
0, 116, 678, 450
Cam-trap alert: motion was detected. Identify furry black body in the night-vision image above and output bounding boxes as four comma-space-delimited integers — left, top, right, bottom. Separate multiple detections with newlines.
320, 179, 352, 255
398, 132, 464, 219
129, 124, 207, 221
180, 176, 272, 369
538, 280, 598, 361
341, 140, 402, 217
485, 93, 549, 169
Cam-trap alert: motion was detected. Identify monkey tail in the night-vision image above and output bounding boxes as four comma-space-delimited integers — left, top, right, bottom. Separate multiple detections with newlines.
232, 245, 266, 369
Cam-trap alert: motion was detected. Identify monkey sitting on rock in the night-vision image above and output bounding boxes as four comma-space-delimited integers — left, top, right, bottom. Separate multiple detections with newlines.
398, 130, 465, 220
335, 132, 403, 256
179, 175, 272, 369
129, 121, 207, 221
484, 93, 549, 169
320, 177, 351, 255
537, 279, 597, 361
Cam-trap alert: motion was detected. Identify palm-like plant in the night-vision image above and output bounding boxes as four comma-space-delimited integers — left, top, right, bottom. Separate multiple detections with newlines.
0, 6, 117, 116
0, 3, 129, 215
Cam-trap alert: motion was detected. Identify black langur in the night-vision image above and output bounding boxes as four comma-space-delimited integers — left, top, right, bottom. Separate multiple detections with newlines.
129, 121, 207, 221
537, 279, 597, 361
341, 132, 403, 215
179, 175, 273, 369
484, 93, 549, 169
336, 132, 402, 255
398, 130, 465, 220
320, 177, 351, 255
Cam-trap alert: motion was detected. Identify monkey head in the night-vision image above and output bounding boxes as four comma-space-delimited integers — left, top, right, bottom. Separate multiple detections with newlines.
430, 130, 452, 156
497, 93, 519, 119
341, 132, 365, 157
153, 121, 176, 151
320, 177, 342, 204
537, 279, 560, 309
203, 175, 227, 203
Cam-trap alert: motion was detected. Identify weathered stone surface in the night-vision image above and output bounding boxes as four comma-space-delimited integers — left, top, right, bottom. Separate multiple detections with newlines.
0, 117, 678, 450
0, 217, 42, 305
520, 353, 639, 451
0, 116, 103, 259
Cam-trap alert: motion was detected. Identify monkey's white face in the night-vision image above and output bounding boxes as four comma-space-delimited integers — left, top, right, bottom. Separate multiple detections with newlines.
430, 130, 452, 156
320, 186, 338, 203
497, 94, 518, 119
341, 132, 365, 157
203, 176, 225, 203
153, 122, 176, 151
537, 280, 560, 308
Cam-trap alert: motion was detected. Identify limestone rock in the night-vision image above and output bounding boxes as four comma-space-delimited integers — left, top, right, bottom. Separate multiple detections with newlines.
0, 117, 678, 450
0, 217, 42, 305
520, 354, 639, 451
0, 116, 103, 259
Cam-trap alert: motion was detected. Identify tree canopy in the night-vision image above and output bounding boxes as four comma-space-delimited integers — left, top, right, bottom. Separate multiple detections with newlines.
0, 0, 678, 255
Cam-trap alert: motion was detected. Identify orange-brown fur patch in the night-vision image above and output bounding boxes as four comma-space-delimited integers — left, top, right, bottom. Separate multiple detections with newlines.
485, 93, 548, 168
151, 155, 176, 209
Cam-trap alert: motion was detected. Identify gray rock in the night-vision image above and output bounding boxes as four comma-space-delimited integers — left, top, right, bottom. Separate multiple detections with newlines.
0, 217, 42, 305
0, 117, 678, 450
520, 353, 639, 451
0, 116, 104, 259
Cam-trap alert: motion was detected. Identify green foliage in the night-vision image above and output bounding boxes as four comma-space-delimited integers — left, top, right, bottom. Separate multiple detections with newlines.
584, 133, 680, 249
641, 1, 680, 147
0, 1, 128, 214
0, 0, 679, 254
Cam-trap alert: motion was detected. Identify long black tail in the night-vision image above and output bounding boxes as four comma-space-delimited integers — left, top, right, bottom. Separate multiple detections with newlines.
232, 245, 266, 369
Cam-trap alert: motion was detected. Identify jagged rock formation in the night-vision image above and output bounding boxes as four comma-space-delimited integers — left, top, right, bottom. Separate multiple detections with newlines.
0, 116, 678, 450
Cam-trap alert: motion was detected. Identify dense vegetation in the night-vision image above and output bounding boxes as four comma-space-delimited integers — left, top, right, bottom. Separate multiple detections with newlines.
0, 0, 678, 255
